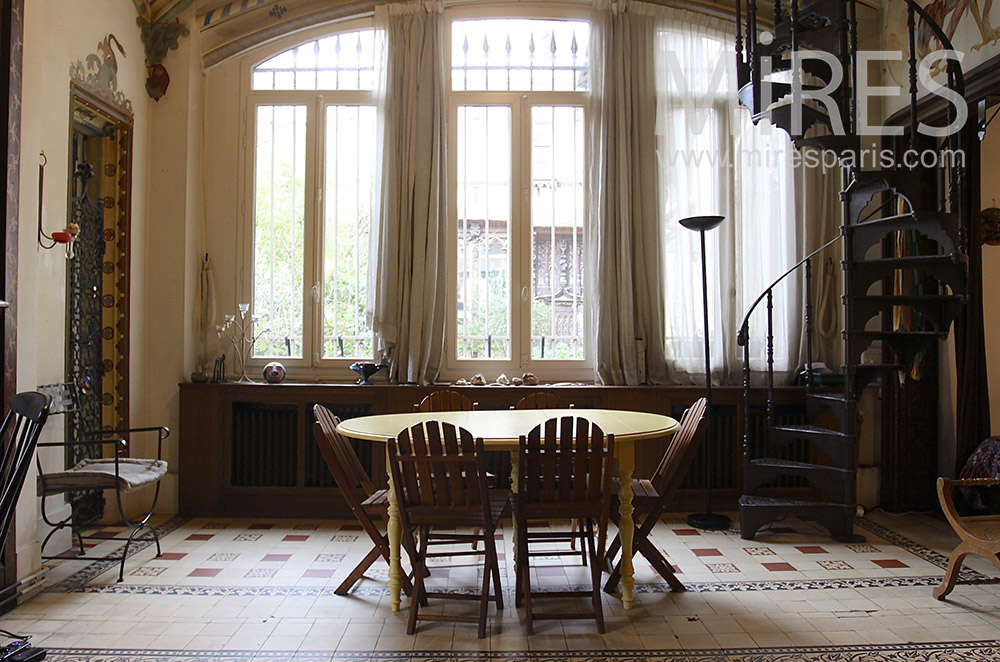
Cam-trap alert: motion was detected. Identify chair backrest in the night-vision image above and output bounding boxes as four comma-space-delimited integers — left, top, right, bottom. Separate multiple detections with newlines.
514, 392, 573, 410
518, 416, 614, 553
651, 397, 707, 495
388, 421, 490, 526
0, 392, 51, 547
312, 405, 376, 500
414, 390, 477, 412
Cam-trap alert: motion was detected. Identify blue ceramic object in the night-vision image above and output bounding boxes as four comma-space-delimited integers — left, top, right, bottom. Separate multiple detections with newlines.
350, 362, 388, 385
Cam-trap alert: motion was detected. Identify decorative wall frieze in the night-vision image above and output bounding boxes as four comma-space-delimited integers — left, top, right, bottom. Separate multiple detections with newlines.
69, 35, 134, 116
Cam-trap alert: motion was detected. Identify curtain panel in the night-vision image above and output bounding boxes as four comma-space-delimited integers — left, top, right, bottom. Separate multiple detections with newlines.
588, 0, 668, 385
368, 1, 448, 385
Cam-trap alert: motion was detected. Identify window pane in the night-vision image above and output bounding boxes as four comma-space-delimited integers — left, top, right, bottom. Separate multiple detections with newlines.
451, 19, 589, 92
253, 105, 306, 358
530, 106, 585, 360
252, 29, 375, 91
322, 105, 376, 359
456, 106, 511, 360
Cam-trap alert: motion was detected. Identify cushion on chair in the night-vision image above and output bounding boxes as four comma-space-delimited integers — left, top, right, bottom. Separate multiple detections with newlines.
38, 458, 167, 495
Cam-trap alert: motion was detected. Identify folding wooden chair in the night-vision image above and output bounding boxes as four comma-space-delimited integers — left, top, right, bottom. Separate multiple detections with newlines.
0, 393, 51, 552
388, 420, 508, 638
514, 416, 614, 634
604, 397, 706, 593
414, 390, 478, 412
312, 405, 413, 597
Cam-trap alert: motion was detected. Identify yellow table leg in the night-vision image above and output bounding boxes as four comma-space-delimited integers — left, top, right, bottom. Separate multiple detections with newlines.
617, 442, 635, 610
386, 448, 402, 612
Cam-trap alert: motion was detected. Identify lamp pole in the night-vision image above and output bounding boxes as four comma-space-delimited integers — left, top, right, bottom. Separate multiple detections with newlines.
680, 215, 731, 531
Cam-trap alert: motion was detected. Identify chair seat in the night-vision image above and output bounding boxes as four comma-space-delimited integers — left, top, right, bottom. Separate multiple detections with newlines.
361, 488, 390, 508
611, 478, 660, 503
38, 458, 167, 495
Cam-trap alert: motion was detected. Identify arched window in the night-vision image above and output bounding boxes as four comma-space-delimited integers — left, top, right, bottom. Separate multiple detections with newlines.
246, 26, 376, 366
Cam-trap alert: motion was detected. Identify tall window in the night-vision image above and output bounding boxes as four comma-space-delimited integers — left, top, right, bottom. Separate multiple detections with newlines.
655, 19, 799, 383
448, 16, 590, 377
247, 27, 376, 366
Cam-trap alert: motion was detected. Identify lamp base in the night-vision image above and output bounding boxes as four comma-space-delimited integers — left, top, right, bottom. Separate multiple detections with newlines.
687, 512, 732, 531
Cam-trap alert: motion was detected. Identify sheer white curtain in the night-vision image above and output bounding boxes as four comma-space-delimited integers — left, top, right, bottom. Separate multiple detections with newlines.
652, 7, 802, 385
588, 0, 667, 384
368, 1, 448, 384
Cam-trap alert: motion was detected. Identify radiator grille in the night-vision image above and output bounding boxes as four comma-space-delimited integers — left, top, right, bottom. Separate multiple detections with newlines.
306, 402, 374, 488
231, 403, 297, 487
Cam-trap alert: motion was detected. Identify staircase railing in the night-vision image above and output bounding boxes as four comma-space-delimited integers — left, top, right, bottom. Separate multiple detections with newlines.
737, 234, 842, 435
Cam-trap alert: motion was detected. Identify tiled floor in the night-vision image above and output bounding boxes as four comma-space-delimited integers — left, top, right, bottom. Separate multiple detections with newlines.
5, 510, 1000, 661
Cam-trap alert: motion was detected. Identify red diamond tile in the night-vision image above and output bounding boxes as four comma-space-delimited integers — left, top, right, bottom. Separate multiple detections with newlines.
795, 545, 828, 554
186, 534, 214, 541
159, 552, 187, 560
282, 535, 309, 542
671, 564, 682, 574
262, 554, 292, 562
763, 562, 796, 572
248, 523, 274, 530
673, 528, 700, 536
188, 568, 222, 577
692, 548, 723, 557
302, 569, 335, 578
873, 559, 908, 569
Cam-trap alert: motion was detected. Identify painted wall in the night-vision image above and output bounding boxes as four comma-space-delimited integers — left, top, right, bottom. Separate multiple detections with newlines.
16, 0, 160, 580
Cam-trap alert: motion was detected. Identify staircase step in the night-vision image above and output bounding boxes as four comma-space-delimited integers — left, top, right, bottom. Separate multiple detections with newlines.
764, 50, 837, 85
849, 211, 960, 255
739, 81, 827, 117
852, 255, 967, 296
757, 102, 832, 138
745, 458, 854, 503
844, 171, 923, 225
805, 393, 854, 430
739, 495, 861, 541
768, 424, 855, 466
854, 294, 965, 334
771, 20, 841, 53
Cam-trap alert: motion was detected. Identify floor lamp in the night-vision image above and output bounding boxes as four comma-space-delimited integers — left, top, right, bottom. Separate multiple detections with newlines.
680, 214, 731, 531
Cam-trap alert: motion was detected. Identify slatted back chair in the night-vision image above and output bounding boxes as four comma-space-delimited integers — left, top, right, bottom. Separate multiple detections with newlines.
312, 405, 413, 597
0, 393, 51, 550
388, 421, 508, 638
414, 390, 478, 412
604, 397, 707, 593
512, 392, 576, 410
515, 416, 614, 634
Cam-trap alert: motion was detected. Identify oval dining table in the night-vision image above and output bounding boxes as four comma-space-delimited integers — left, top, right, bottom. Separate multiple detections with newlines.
336, 408, 679, 612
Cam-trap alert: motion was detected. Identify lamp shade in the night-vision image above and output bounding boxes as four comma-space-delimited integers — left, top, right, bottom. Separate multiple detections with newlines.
679, 215, 725, 232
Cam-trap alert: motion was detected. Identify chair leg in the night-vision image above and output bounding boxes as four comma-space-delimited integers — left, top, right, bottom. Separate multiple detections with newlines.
336, 545, 383, 596
118, 523, 152, 582
478, 532, 491, 639
486, 528, 504, 610
405, 526, 428, 635
934, 542, 972, 600
585, 519, 605, 634
518, 521, 533, 634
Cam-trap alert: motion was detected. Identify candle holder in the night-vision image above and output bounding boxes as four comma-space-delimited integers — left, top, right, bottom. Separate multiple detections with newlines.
217, 304, 269, 383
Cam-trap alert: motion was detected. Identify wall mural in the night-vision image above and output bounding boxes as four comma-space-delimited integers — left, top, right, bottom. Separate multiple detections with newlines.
69, 34, 132, 115
886, 0, 1000, 88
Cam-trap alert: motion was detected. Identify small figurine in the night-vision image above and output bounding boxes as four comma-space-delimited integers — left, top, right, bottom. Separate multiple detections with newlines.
470, 373, 487, 386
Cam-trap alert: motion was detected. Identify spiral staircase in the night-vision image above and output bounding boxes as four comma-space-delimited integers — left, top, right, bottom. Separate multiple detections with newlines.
735, 0, 969, 541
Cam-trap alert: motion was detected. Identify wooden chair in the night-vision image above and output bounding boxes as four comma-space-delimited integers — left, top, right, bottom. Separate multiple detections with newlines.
312, 405, 414, 597
415, 390, 478, 412
513, 392, 584, 562
934, 476, 1000, 599
604, 397, 707, 594
0, 393, 51, 552
388, 420, 508, 638
512, 392, 572, 410
514, 416, 614, 634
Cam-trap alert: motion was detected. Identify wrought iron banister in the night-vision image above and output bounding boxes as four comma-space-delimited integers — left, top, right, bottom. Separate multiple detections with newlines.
737, 233, 842, 347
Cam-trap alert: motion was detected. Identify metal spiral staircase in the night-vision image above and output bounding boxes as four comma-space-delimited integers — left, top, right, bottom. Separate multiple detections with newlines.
735, 0, 969, 541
